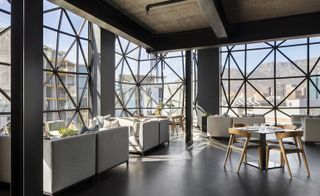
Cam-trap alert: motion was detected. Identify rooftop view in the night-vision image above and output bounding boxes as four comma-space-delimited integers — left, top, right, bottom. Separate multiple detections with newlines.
1, 1, 320, 196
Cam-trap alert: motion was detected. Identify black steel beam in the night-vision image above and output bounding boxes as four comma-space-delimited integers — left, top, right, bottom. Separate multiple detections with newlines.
185, 51, 193, 142
197, 48, 220, 115
101, 29, 116, 116
154, 12, 320, 51
50, 0, 154, 48
196, 0, 228, 38
11, 0, 43, 195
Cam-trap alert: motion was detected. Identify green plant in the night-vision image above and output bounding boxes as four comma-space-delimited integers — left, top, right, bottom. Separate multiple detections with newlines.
58, 128, 78, 138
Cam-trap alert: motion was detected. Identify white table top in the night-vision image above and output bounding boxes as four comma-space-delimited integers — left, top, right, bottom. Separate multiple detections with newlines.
234, 126, 283, 134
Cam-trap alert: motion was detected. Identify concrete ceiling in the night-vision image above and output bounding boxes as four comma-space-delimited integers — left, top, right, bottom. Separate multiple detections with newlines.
221, 0, 320, 24
105, 0, 210, 33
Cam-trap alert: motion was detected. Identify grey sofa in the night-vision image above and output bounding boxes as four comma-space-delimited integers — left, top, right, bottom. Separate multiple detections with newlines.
232, 117, 265, 126
137, 120, 160, 153
118, 118, 169, 154
159, 119, 170, 144
43, 133, 96, 194
1, 127, 129, 195
291, 114, 310, 127
303, 118, 320, 143
207, 116, 265, 138
96, 127, 129, 174
0, 134, 10, 183
207, 116, 233, 137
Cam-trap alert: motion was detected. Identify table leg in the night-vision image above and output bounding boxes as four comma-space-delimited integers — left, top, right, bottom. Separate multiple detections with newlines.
259, 134, 267, 170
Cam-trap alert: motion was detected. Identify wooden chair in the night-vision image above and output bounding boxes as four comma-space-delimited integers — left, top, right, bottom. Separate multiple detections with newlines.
223, 128, 261, 173
267, 124, 301, 165
266, 131, 310, 178
170, 115, 185, 135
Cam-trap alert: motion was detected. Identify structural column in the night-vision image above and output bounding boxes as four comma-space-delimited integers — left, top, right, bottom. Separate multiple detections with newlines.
185, 50, 193, 142
197, 47, 220, 115
100, 29, 115, 116
11, 0, 43, 195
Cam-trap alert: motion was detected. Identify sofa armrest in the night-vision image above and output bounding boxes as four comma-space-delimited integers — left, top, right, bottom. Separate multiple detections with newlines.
158, 119, 169, 144
207, 116, 232, 137
96, 127, 129, 173
140, 121, 159, 152
303, 118, 320, 142
0, 135, 11, 183
43, 133, 96, 194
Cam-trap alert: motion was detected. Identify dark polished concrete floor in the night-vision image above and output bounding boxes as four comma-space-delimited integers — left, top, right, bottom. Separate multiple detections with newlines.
1, 134, 320, 196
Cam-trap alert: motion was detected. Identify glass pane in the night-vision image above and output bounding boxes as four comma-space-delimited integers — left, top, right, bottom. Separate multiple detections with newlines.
44, 73, 58, 111
309, 44, 320, 73
78, 75, 88, 107
310, 36, 320, 43
230, 80, 245, 107
126, 45, 140, 60
0, 93, 10, 113
247, 80, 274, 107
277, 45, 307, 75
66, 10, 84, 34
309, 108, 320, 116
57, 73, 77, 110
44, 0, 58, 11
247, 42, 272, 49
230, 51, 245, 76
0, 30, 10, 66
248, 50, 274, 78
79, 20, 88, 39
309, 76, 320, 107
279, 38, 307, 46
276, 78, 307, 107
0, 64, 10, 96
0, 115, 10, 129
43, 112, 59, 122
0, 10, 10, 29
43, 9, 61, 29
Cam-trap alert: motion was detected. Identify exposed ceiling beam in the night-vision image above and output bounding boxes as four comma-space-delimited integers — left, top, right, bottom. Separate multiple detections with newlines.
196, 0, 228, 39
50, 0, 154, 48
154, 12, 320, 51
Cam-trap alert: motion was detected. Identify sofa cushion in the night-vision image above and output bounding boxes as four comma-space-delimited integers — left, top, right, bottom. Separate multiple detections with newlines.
45, 120, 66, 136
103, 119, 119, 129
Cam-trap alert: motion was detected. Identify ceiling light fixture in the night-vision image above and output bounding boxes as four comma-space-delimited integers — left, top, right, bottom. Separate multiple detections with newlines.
145, 0, 187, 15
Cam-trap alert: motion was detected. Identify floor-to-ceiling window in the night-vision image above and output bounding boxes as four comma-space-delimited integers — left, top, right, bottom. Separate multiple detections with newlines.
221, 37, 320, 124
0, 0, 11, 129
115, 36, 186, 117
43, 0, 95, 127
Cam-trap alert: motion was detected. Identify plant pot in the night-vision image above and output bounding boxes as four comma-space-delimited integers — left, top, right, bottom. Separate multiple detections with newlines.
202, 116, 207, 133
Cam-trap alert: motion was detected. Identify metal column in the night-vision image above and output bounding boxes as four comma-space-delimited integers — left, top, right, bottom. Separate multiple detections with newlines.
100, 29, 115, 116
11, 0, 43, 195
185, 50, 193, 142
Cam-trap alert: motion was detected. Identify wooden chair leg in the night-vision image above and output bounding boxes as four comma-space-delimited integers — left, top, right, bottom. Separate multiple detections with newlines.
294, 137, 301, 164
280, 152, 284, 167
224, 135, 234, 168
237, 148, 247, 173
297, 153, 302, 164
282, 151, 292, 178
301, 151, 311, 177
265, 147, 269, 170
223, 146, 232, 168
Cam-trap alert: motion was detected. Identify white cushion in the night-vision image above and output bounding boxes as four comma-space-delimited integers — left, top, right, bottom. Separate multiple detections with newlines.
103, 119, 119, 129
